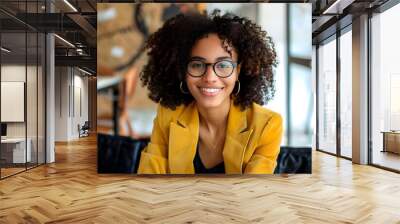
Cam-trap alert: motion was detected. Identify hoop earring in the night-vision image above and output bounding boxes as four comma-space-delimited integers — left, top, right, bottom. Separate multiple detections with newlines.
234, 80, 240, 96
180, 81, 189, 94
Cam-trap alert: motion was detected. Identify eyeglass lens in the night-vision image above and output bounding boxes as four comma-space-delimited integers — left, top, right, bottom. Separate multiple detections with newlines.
187, 60, 235, 77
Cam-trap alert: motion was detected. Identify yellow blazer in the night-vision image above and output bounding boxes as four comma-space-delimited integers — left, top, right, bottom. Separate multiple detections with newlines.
137, 100, 283, 174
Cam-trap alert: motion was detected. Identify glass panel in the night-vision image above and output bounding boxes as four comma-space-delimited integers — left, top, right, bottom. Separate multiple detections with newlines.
27, 31, 38, 169
339, 29, 352, 158
0, 1, 46, 178
26, 0, 39, 170
38, 32, 45, 165
1, 30, 27, 177
317, 37, 337, 154
371, 4, 400, 171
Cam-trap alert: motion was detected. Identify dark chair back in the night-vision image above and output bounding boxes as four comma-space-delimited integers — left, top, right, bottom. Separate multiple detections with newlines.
97, 134, 312, 174
97, 133, 149, 173
82, 121, 90, 130
274, 147, 312, 174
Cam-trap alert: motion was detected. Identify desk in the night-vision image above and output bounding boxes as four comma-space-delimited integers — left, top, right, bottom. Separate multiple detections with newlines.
1, 138, 31, 163
381, 131, 400, 154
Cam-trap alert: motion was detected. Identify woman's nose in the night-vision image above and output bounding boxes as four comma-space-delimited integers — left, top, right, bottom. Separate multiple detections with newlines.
202, 65, 218, 82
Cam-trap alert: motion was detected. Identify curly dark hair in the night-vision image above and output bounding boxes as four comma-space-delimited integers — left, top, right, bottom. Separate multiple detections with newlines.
140, 10, 277, 110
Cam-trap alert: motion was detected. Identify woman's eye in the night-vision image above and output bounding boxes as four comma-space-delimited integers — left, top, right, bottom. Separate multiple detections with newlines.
191, 62, 204, 68
217, 62, 232, 69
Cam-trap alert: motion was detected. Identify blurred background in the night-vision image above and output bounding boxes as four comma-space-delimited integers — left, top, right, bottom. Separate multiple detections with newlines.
97, 3, 312, 148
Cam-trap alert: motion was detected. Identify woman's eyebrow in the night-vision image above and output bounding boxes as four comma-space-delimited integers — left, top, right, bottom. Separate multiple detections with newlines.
190, 56, 206, 61
190, 56, 233, 61
216, 56, 232, 61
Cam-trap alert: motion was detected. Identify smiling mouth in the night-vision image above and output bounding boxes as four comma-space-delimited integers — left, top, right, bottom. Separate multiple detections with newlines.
198, 87, 224, 96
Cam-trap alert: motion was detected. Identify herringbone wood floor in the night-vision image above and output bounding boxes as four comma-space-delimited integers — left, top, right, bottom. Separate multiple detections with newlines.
1, 135, 400, 224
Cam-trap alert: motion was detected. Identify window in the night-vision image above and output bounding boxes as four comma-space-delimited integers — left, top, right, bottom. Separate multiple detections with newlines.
317, 36, 337, 154
339, 28, 352, 158
370, 3, 400, 171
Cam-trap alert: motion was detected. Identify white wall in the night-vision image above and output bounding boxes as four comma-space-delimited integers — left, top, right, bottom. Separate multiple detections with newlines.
54, 67, 89, 141
72, 72, 89, 138
1, 65, 33, 138
1, 64, 46, 164
55, 66, 69, 141
1, 65, 26, 140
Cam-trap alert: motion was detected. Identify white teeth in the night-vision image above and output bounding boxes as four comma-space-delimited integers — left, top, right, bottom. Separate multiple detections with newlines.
200, 87, 222, 93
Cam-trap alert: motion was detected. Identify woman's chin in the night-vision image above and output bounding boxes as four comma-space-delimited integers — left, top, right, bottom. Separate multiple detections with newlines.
195, 96, 228, 110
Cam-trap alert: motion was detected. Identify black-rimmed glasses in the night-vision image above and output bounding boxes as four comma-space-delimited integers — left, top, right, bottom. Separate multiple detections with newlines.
187, 60, 237, 78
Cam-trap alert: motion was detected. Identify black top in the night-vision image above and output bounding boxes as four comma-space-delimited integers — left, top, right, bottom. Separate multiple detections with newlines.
193, 145, 225, 174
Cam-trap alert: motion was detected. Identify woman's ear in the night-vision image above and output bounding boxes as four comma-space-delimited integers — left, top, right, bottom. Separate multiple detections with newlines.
237, 63, 241, 77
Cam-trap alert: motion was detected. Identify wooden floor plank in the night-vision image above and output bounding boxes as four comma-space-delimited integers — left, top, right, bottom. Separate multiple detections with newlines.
0, 135, 400, 223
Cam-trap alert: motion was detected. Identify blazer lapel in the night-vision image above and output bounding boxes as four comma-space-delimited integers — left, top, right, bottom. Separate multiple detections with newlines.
168, 103, 199, 174
168, 101, 253, 174
223, 102, 253, 174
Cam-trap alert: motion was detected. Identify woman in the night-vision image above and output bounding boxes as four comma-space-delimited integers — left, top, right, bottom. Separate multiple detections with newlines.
137, 10, 282, 174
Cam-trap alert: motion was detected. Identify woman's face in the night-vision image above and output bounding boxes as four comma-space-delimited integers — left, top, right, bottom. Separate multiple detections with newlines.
186, 34, 240, 109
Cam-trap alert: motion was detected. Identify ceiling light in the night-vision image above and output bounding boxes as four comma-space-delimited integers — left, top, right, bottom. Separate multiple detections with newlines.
1, 47, 11, 53
322, 0, 354, 15
54, 34, 75, 48
63, 0, 78, 12
78, 67, 93, 76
